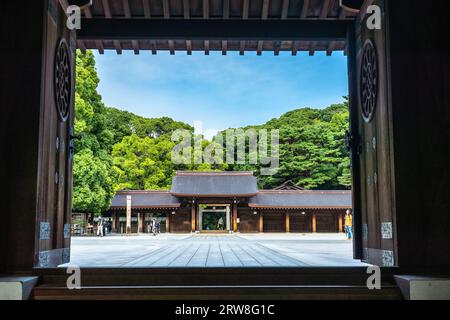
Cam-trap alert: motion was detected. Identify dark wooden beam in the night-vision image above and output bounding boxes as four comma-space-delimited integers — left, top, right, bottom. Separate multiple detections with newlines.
150, 40, 157, 55
281, 0, 289, 19
183, 0, 190, 19
203, 0, 209, 19
143, 0, 151, 18
83, 5, 104, 54
186, 40, 192, 55
243, 0, 249, 19
204, 40, 210, 55
77, 39, 87, 54
132, 40, 139, 54
113, 40, 122, 54
168, 40, 175, 55
257, 40, 263, 55
163, 0, 170, 19
262, 0, 269, 20
222, 40, 227, 55
223, 0, 230, 19
320, 0, 330, 18
78, 19, 350, 41
102, 0, 112, 18
291, 40, 297, 56
301, 0, 310, 18
122, 0, 131, 18
239, 40, 245, 55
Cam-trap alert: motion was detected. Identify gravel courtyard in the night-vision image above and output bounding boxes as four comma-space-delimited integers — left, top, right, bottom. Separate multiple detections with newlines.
63, 233, 367, 267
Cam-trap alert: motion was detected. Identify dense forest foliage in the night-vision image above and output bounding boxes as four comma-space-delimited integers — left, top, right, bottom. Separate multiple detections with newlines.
73, 51, 351, 215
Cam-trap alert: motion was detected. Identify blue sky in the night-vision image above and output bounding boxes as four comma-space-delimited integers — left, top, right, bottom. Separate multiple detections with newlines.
95, 50, 348, 139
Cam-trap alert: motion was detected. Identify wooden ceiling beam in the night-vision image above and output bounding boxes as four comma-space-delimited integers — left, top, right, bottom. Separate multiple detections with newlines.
132, 40, 140, 54
77, 40, 87, 54
320, 0, 331, 18
239, 40, 245, 56
222, 40, 227, 55
143, 0, 151, 18
186, 40, 192, 55
163, 0, 170, 19
301, 0, 310, 18
113, 40, 122, 54
168, 40, 175, 55
150, 40, 157, 55
291, 41, 297, 56
83, 6, 105, 54
257, 40, 263, 56
274, 41, 280, 56
204, 40, 210, 55
326, 41, 335, 56
281, 0, 289, 20
308, 43, 315, 56
262, 0, 270, 20
123, 0, 131, 18
102, 0, 112, 18
243, 0, 249, 19
124, 0, 137, 54
203, 0, 209, 19
183, 0, 190, 56
183, 0, 190, 19
79, 19, 350, 41
223, 0, 230, 19
83, 6, 93, 18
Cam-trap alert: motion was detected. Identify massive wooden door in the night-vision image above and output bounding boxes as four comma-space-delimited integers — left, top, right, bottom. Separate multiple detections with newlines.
263, 213, 285, 232
352, 0, 396, 266
35, 0, 76, 267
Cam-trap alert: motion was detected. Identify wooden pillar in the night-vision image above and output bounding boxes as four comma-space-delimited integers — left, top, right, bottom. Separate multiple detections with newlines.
312, 212, 317, 233
126, 195, 132, 234
111, 212, 117, 233
137, 212, 143, 233
191, 203, 196, 232
259, 212, 264, 232
233, 203, 238, 232
338, 213, 343, 233
166, 212, 170, 233
285, 212, 290, 233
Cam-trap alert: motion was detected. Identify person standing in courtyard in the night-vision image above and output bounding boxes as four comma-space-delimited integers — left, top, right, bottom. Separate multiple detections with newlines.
344, 210, 353, 240
97, 218, 104, 237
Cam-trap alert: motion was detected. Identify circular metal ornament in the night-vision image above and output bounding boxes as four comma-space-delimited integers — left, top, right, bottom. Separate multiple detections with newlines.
54, 39, 71, 122
360, 40, 378, 123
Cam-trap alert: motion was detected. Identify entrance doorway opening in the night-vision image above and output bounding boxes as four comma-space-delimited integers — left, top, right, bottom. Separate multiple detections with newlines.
199, 205, 230, 232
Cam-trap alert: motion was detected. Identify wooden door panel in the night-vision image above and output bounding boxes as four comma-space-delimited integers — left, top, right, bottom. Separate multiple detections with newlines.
35, 0, 75, 267
238, 211, 259, 233
355, 0, 396, 266
290, 214, 310, 233
263, 213, 284, 232
316, 213, 337, 233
